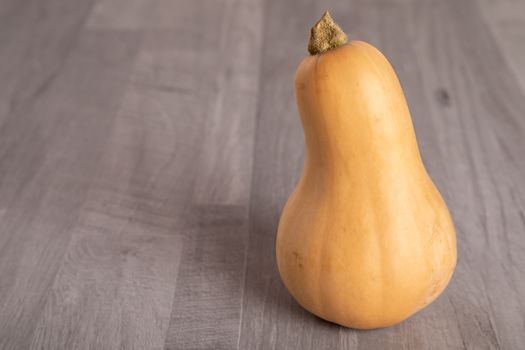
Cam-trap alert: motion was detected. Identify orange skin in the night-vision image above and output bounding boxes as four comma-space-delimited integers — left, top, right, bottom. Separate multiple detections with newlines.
276, 41, 457, 329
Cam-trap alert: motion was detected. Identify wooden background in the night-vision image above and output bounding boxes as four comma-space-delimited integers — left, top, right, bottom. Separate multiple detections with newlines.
1, 0, 524, 349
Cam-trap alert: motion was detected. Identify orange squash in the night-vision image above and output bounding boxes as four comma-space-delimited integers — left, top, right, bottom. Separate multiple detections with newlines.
276, 12, 457, 329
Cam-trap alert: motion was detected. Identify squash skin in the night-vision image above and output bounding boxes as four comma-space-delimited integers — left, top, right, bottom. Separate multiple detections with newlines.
276, 41, 457, 329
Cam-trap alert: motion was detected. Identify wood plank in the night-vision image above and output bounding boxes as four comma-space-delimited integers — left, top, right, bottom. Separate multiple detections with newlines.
438, 2, 525, 348
0, 0, 95, 127
191, 0, 263, 206
0, 29, 140, 350
165, 221, 247, 350
25, 23, 192, 346
157, 0, 264, 347
476, 0, 525, 91
30, 229, 183, 350
86, 0, 149, 30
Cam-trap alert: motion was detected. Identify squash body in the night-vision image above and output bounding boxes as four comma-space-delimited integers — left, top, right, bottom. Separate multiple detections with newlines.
276, 41, 457, 329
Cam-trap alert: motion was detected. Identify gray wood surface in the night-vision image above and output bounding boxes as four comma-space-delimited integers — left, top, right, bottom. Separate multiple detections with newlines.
0, 0, 524, 349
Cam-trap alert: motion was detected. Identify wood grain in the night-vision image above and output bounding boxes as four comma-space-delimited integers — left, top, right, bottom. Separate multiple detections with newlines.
477, 0, 525, 91
0, 0, 524, 348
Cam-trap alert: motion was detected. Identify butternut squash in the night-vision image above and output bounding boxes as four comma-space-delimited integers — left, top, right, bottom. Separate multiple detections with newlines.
276, 12, 457, 329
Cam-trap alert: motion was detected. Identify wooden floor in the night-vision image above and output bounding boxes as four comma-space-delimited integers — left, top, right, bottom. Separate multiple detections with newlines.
1, 0, 524, 349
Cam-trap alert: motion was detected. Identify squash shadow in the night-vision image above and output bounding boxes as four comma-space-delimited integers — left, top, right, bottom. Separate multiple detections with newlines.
240, 205, 342, 329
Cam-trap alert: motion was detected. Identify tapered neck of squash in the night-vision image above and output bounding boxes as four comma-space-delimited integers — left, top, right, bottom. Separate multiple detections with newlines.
308, 12, 348, 55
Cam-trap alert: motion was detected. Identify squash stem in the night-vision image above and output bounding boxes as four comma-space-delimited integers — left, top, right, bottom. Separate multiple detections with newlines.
308, 11, 348, 55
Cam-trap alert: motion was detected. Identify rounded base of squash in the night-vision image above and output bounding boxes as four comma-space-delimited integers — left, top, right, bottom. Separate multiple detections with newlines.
291, 296, 414, 330
280, 263, 455, 330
